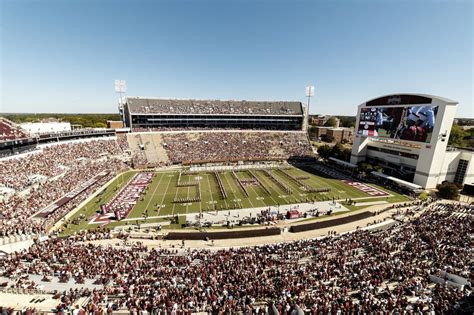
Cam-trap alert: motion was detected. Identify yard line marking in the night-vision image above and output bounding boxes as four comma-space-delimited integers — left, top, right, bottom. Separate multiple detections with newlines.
159, 172, 175, 216
222, 171, 249, 208
221, 172, 236, 199
244, 171, 267, 207
185, 174, 192, 214
141, 172, 164, 216
255, 170, 279, 206
171, 175, 181, 215
234, 171, 255, 208
198, 189, 202, 213
249, 184, 267, 207
210, 172, 229, 209
205, 173, 221, 211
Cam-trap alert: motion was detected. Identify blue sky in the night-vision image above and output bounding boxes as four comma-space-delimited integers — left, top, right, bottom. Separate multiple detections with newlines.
1, 0, 472, 117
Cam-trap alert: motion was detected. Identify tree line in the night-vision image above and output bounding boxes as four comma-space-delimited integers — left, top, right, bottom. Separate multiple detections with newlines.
448, 124, 474, 149
3, 113, 121, 129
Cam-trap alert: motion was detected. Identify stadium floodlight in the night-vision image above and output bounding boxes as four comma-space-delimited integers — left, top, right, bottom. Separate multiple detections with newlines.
305, 85, 315, 125
115, 80, 127, 93
115, 80, 127, 126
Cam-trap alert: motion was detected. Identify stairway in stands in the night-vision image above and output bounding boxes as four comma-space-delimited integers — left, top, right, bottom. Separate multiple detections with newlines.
130, 133, 170, 165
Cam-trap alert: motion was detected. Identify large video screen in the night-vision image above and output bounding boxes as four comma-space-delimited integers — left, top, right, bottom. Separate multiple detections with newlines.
357, 105, 438, 143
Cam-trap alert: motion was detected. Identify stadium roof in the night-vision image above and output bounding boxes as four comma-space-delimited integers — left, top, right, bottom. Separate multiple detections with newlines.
125, 97, 303, 116
371, 171, 423, 191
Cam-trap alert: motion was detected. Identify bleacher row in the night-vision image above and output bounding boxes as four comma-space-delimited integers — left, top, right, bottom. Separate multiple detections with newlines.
0, 201, 471, 313
127, 98, 303, 115
0, 118, 28, 142
0, 138, 128, 239
0, 233, 46, 246
0, 287, 49, 295
129, 131, 314, 166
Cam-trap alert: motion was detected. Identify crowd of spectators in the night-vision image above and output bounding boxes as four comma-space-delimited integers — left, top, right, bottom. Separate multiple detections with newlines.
0, 140, 122, 191
35, 128, 108, 138
133, 127, 240, 132
115, 134, 130, 153
161, 131, 314, 164
127, 98, 302, 116
0, 116, 471, 313
132, 126, 298, 133
0, 202, 471, 313
0, 139, 128, 238
0, 118, 29, 143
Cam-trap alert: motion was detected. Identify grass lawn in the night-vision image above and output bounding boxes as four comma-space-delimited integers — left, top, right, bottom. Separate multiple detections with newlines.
59, 166, 409, 235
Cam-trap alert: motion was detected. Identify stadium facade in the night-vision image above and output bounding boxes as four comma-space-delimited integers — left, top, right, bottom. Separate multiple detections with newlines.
351, 93, 474, 189
121, 97, 305, 130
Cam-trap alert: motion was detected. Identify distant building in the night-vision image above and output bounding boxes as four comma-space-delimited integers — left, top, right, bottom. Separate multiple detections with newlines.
327, 127, 354, 143
311, 126, 353, 143
310, 115, 340, 127
309, 116, 326, 126
107, 120, 124, 129
312, 126, 328, 139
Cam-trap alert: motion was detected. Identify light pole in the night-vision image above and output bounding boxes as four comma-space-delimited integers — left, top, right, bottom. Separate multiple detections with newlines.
305, 85, 315, 127
115, 80, 127, 126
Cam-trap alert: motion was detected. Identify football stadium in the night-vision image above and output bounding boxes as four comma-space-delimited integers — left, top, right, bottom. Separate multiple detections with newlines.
1, 1, 473, 313
0, 94, 472, 313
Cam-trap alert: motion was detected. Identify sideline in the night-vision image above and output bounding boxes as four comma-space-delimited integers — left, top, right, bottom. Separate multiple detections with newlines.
85, 204, 414, 250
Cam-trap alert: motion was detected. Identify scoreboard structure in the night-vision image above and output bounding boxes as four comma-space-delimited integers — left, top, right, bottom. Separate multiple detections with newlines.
350, 93, 474, 189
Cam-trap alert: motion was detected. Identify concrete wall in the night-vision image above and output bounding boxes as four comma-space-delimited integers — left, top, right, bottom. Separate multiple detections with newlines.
414, 102, 457, 188
459, 151, 474, 185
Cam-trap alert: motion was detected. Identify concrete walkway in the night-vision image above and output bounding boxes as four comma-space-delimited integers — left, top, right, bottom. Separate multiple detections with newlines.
185, 200, 347, 225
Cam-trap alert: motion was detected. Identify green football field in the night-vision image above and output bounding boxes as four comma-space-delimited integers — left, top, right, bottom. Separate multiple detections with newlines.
60, 166, 408, 234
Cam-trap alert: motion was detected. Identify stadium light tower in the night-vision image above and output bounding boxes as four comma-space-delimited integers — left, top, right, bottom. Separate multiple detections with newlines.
305, 85, 315, 124
115, 80, 127, 126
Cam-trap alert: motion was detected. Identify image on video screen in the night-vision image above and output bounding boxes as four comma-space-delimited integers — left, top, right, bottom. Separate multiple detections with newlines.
357, 105, 438, 143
